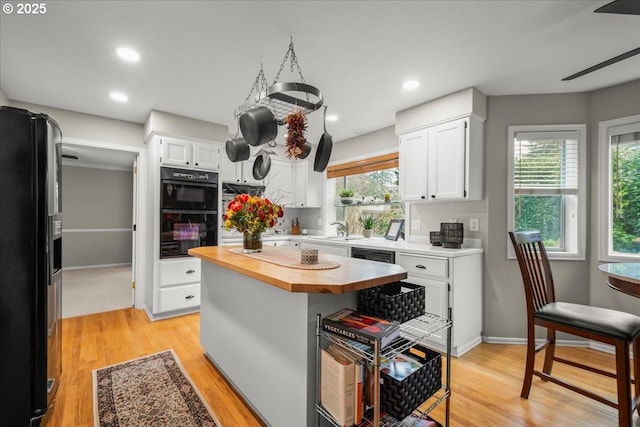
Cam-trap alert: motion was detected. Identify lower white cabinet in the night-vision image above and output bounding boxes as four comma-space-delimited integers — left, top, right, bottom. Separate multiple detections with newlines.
158, 283, 200, 312
264, 239, 290, 247
150, 257, 201, 318
396, 251, 482, 356
159, 258, 201, 288
300, 241, 349, 257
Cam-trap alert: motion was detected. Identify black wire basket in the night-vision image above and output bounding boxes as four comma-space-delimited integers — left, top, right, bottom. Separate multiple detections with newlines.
440, 222, 463, 249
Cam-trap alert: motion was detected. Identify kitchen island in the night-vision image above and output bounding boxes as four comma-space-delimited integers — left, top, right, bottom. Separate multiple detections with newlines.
188, 245, 407, 427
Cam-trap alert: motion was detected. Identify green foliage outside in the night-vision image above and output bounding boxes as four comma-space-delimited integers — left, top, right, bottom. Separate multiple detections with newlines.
335, 168, 404, 236
611, 142, 640, 254
514, 196, 562, 248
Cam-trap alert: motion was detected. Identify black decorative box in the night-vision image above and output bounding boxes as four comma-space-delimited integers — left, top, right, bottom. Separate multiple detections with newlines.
357, 281, 425, 324
380, 345, 442, 421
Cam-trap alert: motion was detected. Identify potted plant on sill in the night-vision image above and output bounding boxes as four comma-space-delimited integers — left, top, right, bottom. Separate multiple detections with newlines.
339, 189, 354, 204
359, 212, 376, 238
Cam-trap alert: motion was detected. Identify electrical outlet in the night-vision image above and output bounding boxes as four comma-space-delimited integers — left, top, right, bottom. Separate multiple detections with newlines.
411, 219, 421, 230
470, 218, 479, 232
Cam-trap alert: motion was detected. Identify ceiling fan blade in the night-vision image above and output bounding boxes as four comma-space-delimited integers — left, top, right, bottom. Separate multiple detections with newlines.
594, 0, 640, 15
562, 47, 640, 81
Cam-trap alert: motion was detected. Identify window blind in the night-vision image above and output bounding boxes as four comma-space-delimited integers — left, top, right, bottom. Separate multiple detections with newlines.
513, 131, 579, 195
326, 152, 398, 179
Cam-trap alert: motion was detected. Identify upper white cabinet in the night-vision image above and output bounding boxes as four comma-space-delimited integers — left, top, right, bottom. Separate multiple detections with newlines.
265, 159, 293, 205
160, 136, 220, 171
399, 115, 483, 202
220, 154, 263, 185
399, 129, 429, 201
293, 160, 322, 207
262, 159, 322, 208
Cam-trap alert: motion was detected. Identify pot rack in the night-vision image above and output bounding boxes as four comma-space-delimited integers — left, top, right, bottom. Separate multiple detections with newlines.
234, 38, 324, 124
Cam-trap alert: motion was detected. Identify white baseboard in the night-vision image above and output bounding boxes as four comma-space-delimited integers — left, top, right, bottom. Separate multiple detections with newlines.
63, 262, 132, 271
482, 336, 634, 358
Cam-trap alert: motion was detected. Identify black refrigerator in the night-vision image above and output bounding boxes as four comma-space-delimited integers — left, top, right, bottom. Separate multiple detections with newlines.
0, 106, 63, 426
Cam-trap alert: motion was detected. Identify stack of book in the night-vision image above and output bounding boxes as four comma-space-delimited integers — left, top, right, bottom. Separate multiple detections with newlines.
320, 309, 401, 426
321, 308, 401, 348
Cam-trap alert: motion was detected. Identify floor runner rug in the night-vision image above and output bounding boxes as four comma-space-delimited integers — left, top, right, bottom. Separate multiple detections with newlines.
93, 349, 220, 427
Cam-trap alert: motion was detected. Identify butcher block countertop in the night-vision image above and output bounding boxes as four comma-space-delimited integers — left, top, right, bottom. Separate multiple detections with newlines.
188, 245, 407, 294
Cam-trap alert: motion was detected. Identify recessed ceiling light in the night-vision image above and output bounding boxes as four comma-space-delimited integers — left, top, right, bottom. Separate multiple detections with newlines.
116, 46, 140, 62
110, 91, 128, 103
402, 80, 420, 90
326, 114, 338, 122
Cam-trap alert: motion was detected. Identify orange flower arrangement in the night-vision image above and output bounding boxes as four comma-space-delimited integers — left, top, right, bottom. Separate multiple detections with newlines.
223, 193, 284, 235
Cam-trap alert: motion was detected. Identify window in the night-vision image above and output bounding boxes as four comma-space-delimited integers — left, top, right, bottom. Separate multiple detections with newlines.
599, 115, 640, 261
327, 153, 404, 236
507, 125, 586, 260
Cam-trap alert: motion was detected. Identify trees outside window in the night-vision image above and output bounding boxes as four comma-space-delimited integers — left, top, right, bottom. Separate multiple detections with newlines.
599, 115, 640, 260
507, 125, 586, 259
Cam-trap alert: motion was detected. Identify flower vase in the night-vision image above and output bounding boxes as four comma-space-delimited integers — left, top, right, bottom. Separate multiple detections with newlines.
363, 229, 373, 238
242, 231, 262, 253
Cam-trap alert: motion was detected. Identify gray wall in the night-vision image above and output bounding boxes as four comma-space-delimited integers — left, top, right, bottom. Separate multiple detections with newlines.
62, 165, 133, 268
484, 92, 590, 339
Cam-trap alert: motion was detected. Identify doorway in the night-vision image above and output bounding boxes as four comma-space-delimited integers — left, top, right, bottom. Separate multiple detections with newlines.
60, 140, 143, 318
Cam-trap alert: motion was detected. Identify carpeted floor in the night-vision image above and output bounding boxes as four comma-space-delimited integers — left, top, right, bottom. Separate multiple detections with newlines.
93, 349, 220, 427
62, 265, 132, 318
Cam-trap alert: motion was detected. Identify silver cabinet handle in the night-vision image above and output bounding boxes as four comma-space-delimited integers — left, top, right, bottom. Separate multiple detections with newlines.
416, 264, 427, 269
186, 269, 196, 274
185, 295, 195, 300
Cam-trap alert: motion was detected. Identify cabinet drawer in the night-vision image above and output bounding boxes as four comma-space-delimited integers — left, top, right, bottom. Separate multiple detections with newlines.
158, 283, 200, 312
159, 258, 201, 287
396, 253, 448, 279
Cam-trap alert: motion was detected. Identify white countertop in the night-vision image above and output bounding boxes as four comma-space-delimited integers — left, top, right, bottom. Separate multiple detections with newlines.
220, 234, 483, 257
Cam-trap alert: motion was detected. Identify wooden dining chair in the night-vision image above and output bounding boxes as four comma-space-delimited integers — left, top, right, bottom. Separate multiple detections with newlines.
509, 231, 640, 426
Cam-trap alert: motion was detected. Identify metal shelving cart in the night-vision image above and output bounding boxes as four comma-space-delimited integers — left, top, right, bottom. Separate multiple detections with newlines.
316, 311, 452, 427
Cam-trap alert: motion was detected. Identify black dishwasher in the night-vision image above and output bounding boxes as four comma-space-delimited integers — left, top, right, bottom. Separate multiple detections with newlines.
350, 247, 395, 263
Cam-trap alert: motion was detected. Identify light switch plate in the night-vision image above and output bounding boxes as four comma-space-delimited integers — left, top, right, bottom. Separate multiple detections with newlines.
411, 219, 421, 230
470, 218, 479, 232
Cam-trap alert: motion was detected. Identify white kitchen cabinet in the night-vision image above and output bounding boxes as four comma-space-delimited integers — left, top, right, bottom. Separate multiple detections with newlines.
220, 154, 263, 185
264, 159, 293, 206
261, 159, 321, 207
160, 136, 220, 171
300, 241, 348, 257
263, 239, 290, 247
399, 115, 483, 202
399, 129, 429, 201
292, 161, 322, 207
395, 251, 482, 356
154, 257, 201, 316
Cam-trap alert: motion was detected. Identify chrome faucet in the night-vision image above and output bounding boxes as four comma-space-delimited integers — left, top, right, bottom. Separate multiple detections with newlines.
330, 220, 349, 237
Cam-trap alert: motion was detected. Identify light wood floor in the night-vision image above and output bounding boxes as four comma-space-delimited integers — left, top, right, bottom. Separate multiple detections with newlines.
43, 308, 639, 427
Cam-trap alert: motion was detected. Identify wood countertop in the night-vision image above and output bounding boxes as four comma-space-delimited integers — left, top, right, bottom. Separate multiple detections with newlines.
188, 245, 407, 294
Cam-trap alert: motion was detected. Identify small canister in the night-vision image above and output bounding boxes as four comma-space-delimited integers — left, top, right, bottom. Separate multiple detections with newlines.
300, 248, 319, 265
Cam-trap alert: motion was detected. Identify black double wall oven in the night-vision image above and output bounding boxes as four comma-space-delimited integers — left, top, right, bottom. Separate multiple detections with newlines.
160, 167, 218, 258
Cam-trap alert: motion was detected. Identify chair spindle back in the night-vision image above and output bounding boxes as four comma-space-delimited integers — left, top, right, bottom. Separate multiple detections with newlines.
509, 231, 556, 312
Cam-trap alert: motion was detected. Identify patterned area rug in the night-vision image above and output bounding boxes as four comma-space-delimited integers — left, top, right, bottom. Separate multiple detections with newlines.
93, 349, 220, 427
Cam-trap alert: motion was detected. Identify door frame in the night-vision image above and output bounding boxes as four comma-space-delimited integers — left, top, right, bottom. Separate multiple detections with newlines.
62, 137, 147, 310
